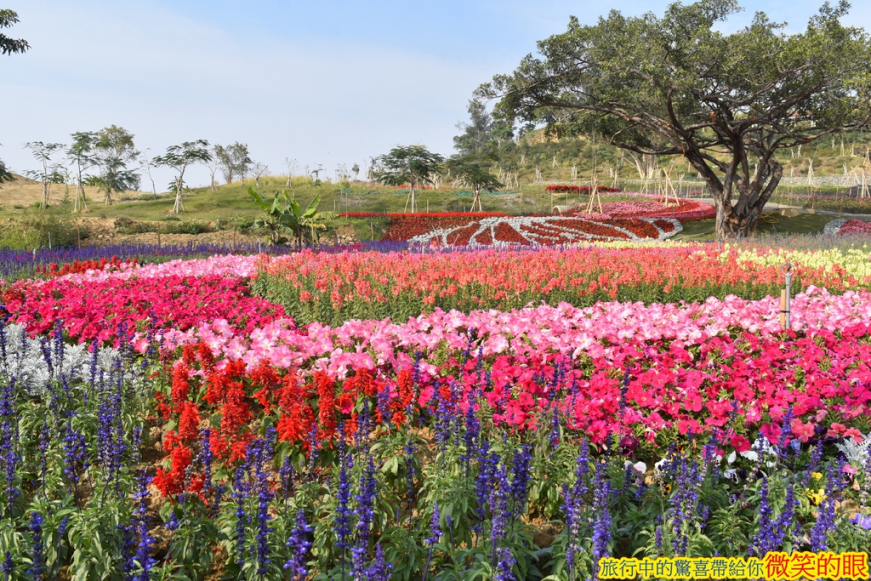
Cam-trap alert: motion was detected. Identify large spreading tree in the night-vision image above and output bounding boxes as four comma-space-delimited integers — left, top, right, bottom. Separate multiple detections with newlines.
1, 9, 28, 185
0, 9, 28, 55
374, 145, 444, 213
480, 0, 871, 237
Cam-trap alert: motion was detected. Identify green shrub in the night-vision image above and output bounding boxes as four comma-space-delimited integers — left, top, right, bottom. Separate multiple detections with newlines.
0, 212, 91, 250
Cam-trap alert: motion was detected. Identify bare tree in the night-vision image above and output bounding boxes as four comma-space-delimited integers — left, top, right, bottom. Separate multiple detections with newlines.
206, 148, 221, 192
24, 141, 65, 209
251, 162, 269, 187
139, 151, 158, 196
285, 157, 298, 187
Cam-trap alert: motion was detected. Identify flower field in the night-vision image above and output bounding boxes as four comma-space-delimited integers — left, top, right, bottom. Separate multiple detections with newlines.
377, 198, 716, 245
0, 238, 870, 579
826, 218, 871, 236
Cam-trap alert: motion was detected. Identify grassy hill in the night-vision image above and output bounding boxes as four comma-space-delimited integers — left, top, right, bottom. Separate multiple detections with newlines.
0, 174, 144, 209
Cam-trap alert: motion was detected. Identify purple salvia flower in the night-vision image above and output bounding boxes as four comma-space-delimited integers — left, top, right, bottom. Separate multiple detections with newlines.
366, 544, 392, 581
133, 469, 154, 581
654, 515, 663, 556
165, 510, 180, 532
284, 509, 313, 578
201, 429, 213, 496
254, 446, 274, 579
591, 461, 612, 579
750, 476, 772, 557
404, 440, 416, 506
463, 395, 480, 476
775, 406, 794, 460
232, 466, 248, 566
549, 403, 561, 449
376, 386, 391, 429
355, 456, 377, 526
426, 502, 441, 545
472, 442, 494, 542
495, 547, 516, 581
421, 502, 440, 581
335, 448, 354, 552
771, 484, 795, 550
810, 462, 840, 551
510, 445, 532, 520
28, 512, 44, 579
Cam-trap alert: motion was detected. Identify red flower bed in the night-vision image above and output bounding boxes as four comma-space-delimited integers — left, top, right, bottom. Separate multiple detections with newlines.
341, 212, 506, 219
545, 185, 620, 193
35, 256, 136, 278
3, 274, 286, 343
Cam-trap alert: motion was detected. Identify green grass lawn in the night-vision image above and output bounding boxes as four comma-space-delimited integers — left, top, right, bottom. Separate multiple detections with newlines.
676, 212, 850, 240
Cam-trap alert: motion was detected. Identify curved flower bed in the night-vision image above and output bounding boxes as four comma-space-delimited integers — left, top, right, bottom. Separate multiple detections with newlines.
826, 218, 871, 236
382, 198, 715, 245
408, 215, 683, 245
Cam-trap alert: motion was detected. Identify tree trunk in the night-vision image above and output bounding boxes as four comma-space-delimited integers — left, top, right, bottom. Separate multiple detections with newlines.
471, 187, 481, 212
715, 200, 762, 239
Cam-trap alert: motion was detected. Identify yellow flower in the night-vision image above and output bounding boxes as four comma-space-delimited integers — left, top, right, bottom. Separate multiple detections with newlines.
806, 489, 826, 506
811, 472, 823, 480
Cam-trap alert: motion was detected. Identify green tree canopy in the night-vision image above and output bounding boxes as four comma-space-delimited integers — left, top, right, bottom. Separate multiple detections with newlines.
0, 9, 28, 55
154, 140, 212, 214
67, 131, 99, 212
446, 155, 503, 212
92, 126, 139, 205
480, 0, 871, 237
374, 145, 444, 213
1, 10, 28, 185
454, 99, 494, 156
0, 156, 11, 184
214, 142, 251, 185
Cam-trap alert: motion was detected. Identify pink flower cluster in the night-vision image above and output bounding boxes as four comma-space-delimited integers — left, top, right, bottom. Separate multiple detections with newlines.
159, 287, 871, 446
566, 197, 715, 222
158, 287, 871, 374
838, 219, 871, 236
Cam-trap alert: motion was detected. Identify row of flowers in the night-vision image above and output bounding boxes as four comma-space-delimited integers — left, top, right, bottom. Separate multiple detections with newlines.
545, 185, 621, 193
5, 242, 865, 340
253, 245, 854, 326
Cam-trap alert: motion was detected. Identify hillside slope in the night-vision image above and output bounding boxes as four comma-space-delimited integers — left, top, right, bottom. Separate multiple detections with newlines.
0, 174, 145, 209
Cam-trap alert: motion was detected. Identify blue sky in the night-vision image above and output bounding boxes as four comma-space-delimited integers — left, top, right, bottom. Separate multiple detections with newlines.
2, 0, 870, 189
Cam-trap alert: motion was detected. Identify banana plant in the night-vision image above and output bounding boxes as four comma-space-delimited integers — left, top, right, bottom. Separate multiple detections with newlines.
248, 187, 336, 247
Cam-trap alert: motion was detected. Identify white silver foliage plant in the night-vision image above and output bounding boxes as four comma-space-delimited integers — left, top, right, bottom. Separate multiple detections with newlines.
0, 323, 146, 395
